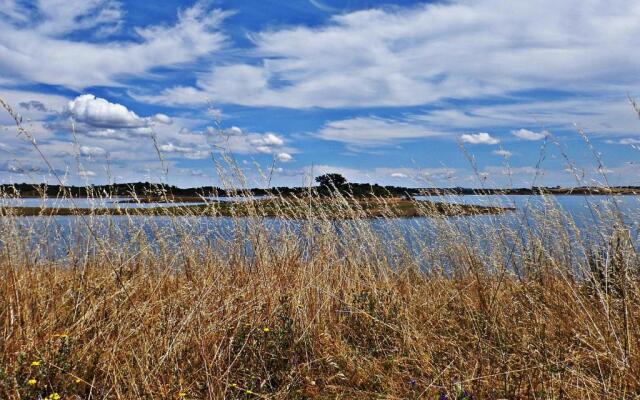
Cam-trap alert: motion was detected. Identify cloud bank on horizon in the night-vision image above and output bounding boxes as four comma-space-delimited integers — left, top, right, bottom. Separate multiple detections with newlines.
0, 0, 639, 188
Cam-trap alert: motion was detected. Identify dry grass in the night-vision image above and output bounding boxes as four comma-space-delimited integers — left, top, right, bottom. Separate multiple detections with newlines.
0, 98, 639, 399
0, 192, 639, 399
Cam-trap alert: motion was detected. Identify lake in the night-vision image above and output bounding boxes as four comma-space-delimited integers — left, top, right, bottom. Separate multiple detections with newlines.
0, 196, 261, 209
1, 195, 638, 261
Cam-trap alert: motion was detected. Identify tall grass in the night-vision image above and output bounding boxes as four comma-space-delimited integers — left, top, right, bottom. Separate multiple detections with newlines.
0, 100, 639, 399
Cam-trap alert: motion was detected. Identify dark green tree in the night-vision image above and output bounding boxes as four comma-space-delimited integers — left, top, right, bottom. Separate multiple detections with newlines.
315, 173, 347, 188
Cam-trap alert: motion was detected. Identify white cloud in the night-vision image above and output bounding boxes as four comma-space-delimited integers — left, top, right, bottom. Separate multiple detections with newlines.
317, 117, 439, 145
236, 132, 288, 155
249, 133, 284, 147
34, 0, 123, 37
159, 143, 187, 153
152, 114, 173, 125
390, 172, 408, 178
606, 138, 640, 145
78, 170, 96, 178
206, 125, 243, 137
255, 145, 272, 154
411, 98, 640, 138
493, 149, 513, 157
142, 1, 640, 109
0, 1, 30, 23
0, 2, 227, 89
79, 145, 107, 157
460, 132, 500, 145
484, 166, 540, 176
276, 152, 293, 162
512, 128, 547, 141
159, 142, 208, 159
205, 126, 295, 156
226, 126, 243, 136
67, 94, 147, 128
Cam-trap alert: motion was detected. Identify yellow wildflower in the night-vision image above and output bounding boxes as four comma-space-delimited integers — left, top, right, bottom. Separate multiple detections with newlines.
27, 378, 37, 386
178, 392, 187, 398
262, 327, 270, 333
245, 389, 254, 394
30, 361, 41, 367
74, 378, 81, 384
47, 393, 61, 400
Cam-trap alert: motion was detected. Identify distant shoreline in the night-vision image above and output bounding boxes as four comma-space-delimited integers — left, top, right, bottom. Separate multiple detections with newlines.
1, 182, 639, 198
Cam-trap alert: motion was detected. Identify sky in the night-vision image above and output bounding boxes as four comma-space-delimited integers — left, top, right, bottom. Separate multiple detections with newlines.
0, 0, 639, 188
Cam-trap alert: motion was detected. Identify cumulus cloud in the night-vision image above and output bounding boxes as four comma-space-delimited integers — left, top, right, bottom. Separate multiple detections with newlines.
512, 129, 547, 141
226, 126, 243, 136
58, 95, 180, 146
391, 172, 408, 178
249, 133, 284, 147
460, 132, 500, 145
206, 130, 296, 158
276, 152, 293, 162
67, 95, 147, 128
226, 132, 289, 155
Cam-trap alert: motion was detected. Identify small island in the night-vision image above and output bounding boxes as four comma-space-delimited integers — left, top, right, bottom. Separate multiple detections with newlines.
0, 197, 513, 218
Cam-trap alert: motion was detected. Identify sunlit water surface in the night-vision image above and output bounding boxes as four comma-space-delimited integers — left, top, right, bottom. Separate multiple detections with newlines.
1, 195, 638, 262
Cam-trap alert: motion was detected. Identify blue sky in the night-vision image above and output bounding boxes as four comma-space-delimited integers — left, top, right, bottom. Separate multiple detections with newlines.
0, 0, 639, 188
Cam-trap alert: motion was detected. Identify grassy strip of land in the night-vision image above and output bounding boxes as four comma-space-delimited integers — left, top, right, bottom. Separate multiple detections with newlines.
0, 198, 514, 218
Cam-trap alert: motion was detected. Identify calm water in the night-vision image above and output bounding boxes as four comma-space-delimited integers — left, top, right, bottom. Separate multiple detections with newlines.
1, 195, 638, 260
0, 196, 263, 208
417, 194, 640, 222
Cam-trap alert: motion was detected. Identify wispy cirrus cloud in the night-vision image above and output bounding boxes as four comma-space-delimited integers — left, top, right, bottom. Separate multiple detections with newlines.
0, 2, 228, 89
316, 117, 440, 146
139, 0, 640, 109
